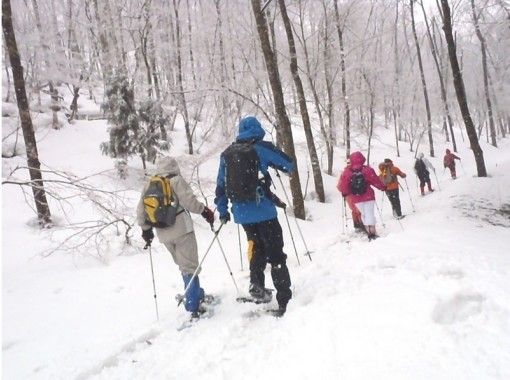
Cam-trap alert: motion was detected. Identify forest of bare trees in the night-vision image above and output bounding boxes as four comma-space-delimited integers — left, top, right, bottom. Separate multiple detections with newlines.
3, 0, 509, 223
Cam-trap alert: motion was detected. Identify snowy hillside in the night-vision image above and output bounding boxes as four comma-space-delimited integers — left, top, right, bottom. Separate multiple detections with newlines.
3, 102, 510, 380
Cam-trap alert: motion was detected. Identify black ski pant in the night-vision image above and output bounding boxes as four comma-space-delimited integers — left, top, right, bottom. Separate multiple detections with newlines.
242, 218, 292, 309
386, 189, 402, 217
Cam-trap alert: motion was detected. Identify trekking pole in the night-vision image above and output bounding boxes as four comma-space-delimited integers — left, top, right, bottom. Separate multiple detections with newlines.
283, 207, 301, 266
144, 242, 159, 321
460, 160, 466, 175
215, 237, 241, 294
343, 198, 348, 233
178, 223, 225, 307
433, 170, 441, 191
275, 170, 312, 261
237, 224, 244, 271
375, 199, 386, 228
380, 191, 385, 214
404, 178, 415, 212
396, 215, 404, 231
341, 198, 346, 234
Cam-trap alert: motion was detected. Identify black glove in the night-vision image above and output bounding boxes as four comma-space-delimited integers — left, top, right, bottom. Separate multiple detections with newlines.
272, 195, 287, 209
201, 206, 215, 225
142, 228, 154, 245
220, 213, 231, 224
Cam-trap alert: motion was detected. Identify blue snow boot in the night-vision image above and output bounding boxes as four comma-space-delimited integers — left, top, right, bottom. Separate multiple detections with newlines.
182, 274, 205, 313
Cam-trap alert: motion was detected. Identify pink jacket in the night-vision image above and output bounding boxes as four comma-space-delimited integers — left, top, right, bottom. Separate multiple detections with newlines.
337, 151, 386, 203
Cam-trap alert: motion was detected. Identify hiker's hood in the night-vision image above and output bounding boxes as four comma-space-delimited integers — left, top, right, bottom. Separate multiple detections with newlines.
349, 151, 366, 170
236, 116, 265, 142
418, 152, 424, 159
446, 149, 451, 154
154, 157, 180, 176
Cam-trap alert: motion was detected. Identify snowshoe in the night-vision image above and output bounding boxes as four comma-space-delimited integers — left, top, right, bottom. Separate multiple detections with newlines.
265, 307, 286, 318
236, 287, 273, 304
367, 234, 379, 241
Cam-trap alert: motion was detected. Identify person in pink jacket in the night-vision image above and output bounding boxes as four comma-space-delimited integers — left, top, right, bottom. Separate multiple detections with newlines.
337, 151, 386, 240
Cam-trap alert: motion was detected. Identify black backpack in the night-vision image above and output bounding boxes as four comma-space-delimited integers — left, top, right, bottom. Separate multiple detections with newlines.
414, 159, 427, 175
223, 142, 260, 202
350, 169, 367, 195
143, 176, 181, 228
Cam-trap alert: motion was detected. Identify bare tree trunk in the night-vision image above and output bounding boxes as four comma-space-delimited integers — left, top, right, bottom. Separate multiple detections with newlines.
333, 0, 351, 158
3, 0, 52, 227
392, 1, 401, 157
410, 0, 434, 157
278, 0, 324, 203
251, 0, 305, 219
150, 34, 161, 100
421, 3, 457, 153
297, 0, 329, 175
173, 0, 193, 154
31, 0, 60, 129
91, 0, 112, 79
470, 0, 497, 148
362, 72, 375, 165
215, 0, 230, 136
185, 0, 197, 84
3, 38, 11, 102
439, 0, 487, 177
322, 1, 335, 175
432, 16, 458, 151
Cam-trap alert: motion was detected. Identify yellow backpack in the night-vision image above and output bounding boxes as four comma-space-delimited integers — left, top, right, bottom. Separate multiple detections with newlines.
143, 176, 180, 227
381, 166, 395, 185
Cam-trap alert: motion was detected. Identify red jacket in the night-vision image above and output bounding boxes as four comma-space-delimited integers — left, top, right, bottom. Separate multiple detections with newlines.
443, 149, 460, 168
337, 151, 386, 203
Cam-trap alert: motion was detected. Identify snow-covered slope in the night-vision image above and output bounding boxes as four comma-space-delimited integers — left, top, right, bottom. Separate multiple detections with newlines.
2, 108, 510, 379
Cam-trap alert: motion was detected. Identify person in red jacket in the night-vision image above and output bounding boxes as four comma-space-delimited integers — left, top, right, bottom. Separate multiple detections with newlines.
443, 149, 461, 179
339, 159, 365, 232
378, 158, 406, 219
337, 151, 386, 240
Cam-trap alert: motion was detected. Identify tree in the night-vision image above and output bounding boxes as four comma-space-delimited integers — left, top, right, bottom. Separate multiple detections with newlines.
251, 0, 305, 219
100, 75, 168, 175
410, 0, 434, 157
420, 2, 457, 152
439, 0, 487, 177
333, 0, 352, 159
172, 0, 193, 154
278, 0, 325, 203
470, 0, 497, 148
3, 0, 52, 227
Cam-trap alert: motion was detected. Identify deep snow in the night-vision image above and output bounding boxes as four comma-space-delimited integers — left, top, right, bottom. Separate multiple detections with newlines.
2, 101, 510, 380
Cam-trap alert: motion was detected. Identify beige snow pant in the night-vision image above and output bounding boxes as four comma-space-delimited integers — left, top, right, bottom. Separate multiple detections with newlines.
163, 232, 200, 276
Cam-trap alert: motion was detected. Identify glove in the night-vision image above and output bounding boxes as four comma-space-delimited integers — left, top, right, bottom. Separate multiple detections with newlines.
201, 206, 215, 225
142, 228, 154, 245
220, 213, 231, 224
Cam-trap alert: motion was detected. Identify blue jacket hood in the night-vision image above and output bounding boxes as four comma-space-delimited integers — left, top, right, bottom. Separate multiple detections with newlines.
236, 116, 265, 142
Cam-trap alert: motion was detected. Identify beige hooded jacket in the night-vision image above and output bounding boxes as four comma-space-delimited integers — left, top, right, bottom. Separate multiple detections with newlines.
136, 157, 205, 243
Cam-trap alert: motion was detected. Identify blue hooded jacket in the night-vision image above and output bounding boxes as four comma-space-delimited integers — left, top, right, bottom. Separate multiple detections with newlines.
214, 116, 295, 225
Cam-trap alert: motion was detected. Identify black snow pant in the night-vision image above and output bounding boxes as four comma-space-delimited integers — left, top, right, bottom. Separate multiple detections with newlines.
386, 189, 402, 217
242, 218, 292, 309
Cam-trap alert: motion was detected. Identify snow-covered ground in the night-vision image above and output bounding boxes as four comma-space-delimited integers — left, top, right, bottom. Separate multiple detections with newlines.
2, 99, 510, 379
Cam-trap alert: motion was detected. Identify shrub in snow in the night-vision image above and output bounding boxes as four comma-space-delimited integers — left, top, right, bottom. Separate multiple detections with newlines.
137, 99, 170, 164
100, 75, 169, 176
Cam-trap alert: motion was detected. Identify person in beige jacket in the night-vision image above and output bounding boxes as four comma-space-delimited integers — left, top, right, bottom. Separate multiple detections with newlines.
137, 157, 214, 318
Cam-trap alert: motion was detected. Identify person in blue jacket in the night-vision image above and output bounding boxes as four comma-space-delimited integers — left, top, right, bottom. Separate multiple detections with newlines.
215, 116, 294, 317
